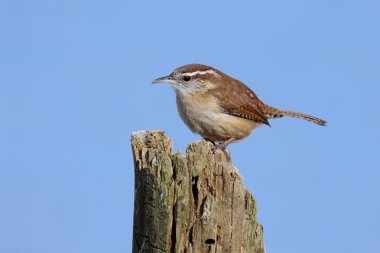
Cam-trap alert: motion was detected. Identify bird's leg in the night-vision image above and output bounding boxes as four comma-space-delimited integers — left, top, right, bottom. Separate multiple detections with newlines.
214, 137, 236, 150
212, 137, 236, 160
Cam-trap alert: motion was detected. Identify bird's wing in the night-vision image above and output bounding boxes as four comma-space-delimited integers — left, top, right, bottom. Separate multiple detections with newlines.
212, 78, 270, 126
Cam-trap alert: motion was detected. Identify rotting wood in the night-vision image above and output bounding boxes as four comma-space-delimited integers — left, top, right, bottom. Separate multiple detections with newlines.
131, 130, 265, 253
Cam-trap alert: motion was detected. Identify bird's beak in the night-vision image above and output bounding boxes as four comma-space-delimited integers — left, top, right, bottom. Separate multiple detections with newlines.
152, 75, 173, 84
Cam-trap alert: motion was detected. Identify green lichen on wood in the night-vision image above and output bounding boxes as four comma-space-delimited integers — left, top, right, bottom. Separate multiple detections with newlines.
131, 130, 265, 253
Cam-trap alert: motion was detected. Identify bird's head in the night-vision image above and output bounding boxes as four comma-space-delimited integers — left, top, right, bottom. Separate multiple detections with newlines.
152, 64, 222, 94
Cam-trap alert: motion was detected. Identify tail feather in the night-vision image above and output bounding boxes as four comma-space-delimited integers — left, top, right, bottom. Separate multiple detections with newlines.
265, 106, 327, 126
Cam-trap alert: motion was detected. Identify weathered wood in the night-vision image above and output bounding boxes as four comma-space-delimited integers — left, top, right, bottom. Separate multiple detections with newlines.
131, 130, 265, 253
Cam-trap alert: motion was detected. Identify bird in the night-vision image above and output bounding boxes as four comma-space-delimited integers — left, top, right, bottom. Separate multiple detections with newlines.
152, 64, 326, 153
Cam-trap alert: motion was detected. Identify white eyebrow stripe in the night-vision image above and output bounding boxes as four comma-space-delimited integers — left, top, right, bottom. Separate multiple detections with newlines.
183, 70, 219, 77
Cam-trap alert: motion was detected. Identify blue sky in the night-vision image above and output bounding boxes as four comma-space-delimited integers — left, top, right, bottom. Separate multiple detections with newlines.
1, 0, 379, 252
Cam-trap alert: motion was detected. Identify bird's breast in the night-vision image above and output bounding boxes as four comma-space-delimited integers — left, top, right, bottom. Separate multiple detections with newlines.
175, 91, 260, 142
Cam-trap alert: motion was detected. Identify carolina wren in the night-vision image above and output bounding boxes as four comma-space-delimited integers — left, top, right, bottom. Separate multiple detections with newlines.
153, 64, 326, 151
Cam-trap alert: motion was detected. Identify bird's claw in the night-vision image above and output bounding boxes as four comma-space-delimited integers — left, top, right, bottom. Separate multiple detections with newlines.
211, 144, 231, 161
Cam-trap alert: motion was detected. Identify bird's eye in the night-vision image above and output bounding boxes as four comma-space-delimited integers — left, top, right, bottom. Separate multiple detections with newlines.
183, 76, 191, 82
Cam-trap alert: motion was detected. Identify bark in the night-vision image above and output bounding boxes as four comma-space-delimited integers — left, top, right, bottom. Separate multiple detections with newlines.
131, 130, 265, 253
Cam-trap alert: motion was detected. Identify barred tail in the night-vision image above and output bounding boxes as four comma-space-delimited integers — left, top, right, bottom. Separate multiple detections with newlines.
265, 106, 327, 126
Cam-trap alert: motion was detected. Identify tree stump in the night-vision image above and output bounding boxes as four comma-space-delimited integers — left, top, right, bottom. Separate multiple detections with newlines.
131, 130, 265, 253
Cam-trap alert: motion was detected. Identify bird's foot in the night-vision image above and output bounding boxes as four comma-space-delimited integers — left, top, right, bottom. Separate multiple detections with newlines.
212, 137, 236, 151
222, 149, 231, 161
211, 146, 231, 161
211, 138, 236, 161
